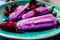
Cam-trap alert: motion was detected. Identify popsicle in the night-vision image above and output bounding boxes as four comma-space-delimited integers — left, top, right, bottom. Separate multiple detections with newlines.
22, 5, 54, 19
9, 3, 29, 21
22, 6, 50, 19
17, 14, 58, 31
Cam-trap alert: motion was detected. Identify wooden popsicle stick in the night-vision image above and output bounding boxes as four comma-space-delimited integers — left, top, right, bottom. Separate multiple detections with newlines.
10, 0, 12, 1
48, 5, 54, 9
56, 18, 60, 20
25, 3, 29, 6
48, 5, 55, 13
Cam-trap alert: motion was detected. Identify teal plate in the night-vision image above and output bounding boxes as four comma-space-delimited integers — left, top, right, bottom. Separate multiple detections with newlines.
0, 0, 60, 39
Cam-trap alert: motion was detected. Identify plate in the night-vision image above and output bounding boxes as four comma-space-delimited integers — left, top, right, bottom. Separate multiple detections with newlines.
0, 0, 60, 39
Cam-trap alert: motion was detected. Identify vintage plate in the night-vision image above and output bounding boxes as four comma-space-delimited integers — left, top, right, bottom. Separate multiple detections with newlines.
0, 0, 60, 39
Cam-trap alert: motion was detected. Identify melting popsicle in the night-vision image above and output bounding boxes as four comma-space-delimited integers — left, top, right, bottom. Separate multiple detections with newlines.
9, 3, 29, 21
22, 5, 54, 19
22, 6, 50, 19
17, 14, 58, 31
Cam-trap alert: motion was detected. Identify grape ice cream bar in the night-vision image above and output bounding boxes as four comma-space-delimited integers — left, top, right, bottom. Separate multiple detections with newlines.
22, 7, 50, 19
36, 7, 50, 15
9, 3, 29, 21
17, 14, 57, 30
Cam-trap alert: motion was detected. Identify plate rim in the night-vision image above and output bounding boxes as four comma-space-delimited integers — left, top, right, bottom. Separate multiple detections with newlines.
0, 1, 60, 39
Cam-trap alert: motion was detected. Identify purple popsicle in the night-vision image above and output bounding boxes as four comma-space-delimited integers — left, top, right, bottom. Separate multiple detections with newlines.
36, 7, 50, 15
17, 14, 57, 30
22, 11, 35, 19
22, 7, 50, 19
9, 3, 29, 21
